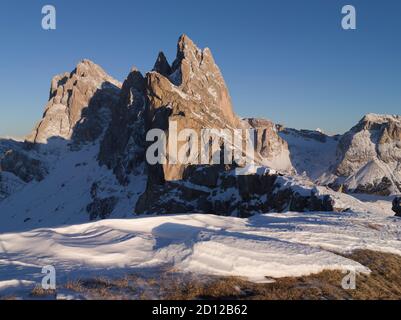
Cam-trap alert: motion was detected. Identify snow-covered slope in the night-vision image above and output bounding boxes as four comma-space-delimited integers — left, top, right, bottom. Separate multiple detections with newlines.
0, 172, 25, 201
279, 116, 401, 197
279, 128, 339, 180
0, 139, 36, 201
0, 143, 146, 233
1, 210, 400, 294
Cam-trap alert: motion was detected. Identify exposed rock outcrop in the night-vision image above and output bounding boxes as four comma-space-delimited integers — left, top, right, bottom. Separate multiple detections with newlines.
243, 118, 293, 173
145, 34, 240, 182
85, 181, 118, 220
98, 68, 147, 184
321, 114, 401, 195
136, 165, 342, 217
393, 197, 401, 217
0, 139, 33, 201
133, 35, 297, 213
153, 52, 172, 77
0, 149, 47, 182
28, 60, 121, 145
86, 196, 118, 220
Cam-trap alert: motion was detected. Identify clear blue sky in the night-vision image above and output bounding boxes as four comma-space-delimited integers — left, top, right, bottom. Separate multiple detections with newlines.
0, 0, 400, 136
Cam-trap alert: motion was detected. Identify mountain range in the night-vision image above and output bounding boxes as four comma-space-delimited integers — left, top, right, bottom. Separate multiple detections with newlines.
0, 35, 400, 231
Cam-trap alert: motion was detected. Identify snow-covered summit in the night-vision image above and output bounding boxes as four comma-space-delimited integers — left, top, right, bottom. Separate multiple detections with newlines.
361, 113, 401, 125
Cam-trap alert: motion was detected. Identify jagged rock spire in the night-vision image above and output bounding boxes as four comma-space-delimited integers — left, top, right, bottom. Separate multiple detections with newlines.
152, 52, 172, 77
145, 34, 241, 181
149, 34, 239, 129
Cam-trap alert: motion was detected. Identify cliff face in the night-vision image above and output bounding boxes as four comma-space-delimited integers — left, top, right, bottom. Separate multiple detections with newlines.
325, 114, 401, 195
242, 118, 293, 173
98, 68, 147, 185
98, 35, 293, 185
27, 60, 121, 145
128, 35, 295, 214
145, 35, 241, 182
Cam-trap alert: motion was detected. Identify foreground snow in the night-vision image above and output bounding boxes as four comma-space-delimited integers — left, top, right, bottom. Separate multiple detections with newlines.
1, 210, 400, 295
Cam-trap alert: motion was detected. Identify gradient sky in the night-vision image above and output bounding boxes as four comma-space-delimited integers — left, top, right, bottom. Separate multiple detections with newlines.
0, 0, 400, 137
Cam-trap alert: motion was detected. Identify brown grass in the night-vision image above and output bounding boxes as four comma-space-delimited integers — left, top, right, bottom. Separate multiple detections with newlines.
64, 279, 84, 292
17, 249, 401, 300
161, 250, 401, 300
62, 275, 142, 300
30, 285, 56, 298
0, 295, 19, 300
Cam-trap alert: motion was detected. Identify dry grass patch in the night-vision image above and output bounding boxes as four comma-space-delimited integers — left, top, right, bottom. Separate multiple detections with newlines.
30, 285, 56, 298
41, 249, 401, 300
64, 279, 85, 292
62, 275, 141, 300
161, 250, 401, 300
0, 295, 19, 300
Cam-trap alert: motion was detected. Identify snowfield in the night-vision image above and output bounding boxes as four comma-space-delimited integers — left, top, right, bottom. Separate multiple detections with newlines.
1, 210, 401, 294
1, 136, 400, 296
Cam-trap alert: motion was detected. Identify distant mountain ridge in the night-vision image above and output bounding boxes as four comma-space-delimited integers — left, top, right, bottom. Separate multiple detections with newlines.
280, 113, 401, 195
319, 113, 401, 195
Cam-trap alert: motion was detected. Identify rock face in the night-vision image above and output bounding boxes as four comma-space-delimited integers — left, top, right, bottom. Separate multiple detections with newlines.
243, 118, 293, 173
96, 34, 295, 216
86, 196, 118, 220
0, 149, 47, 182
321, 114, 401, 195
98, 68, 147, 184
393, 197, 401, 217
153, 52, 172, 77
84, 181, 118, 220
0, 139, 33, 201
136, 165, 341, 217
145, 35, 241, 182
28, 60, 121, 144
132, 35, 296, 214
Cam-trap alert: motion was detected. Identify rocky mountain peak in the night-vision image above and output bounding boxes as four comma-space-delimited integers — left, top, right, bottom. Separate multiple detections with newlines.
362, 113, 401, 123
28, 60, 121, 144
152, 52, 172, 77
75, 59, 106, 77
144, 35, 241, 181
148, 34, 239, 128
120, 67, 146, 97
355, 113, 401, 132
174, 34, 199, 62
171, 35, 226, 89
327, 113, 401, 195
